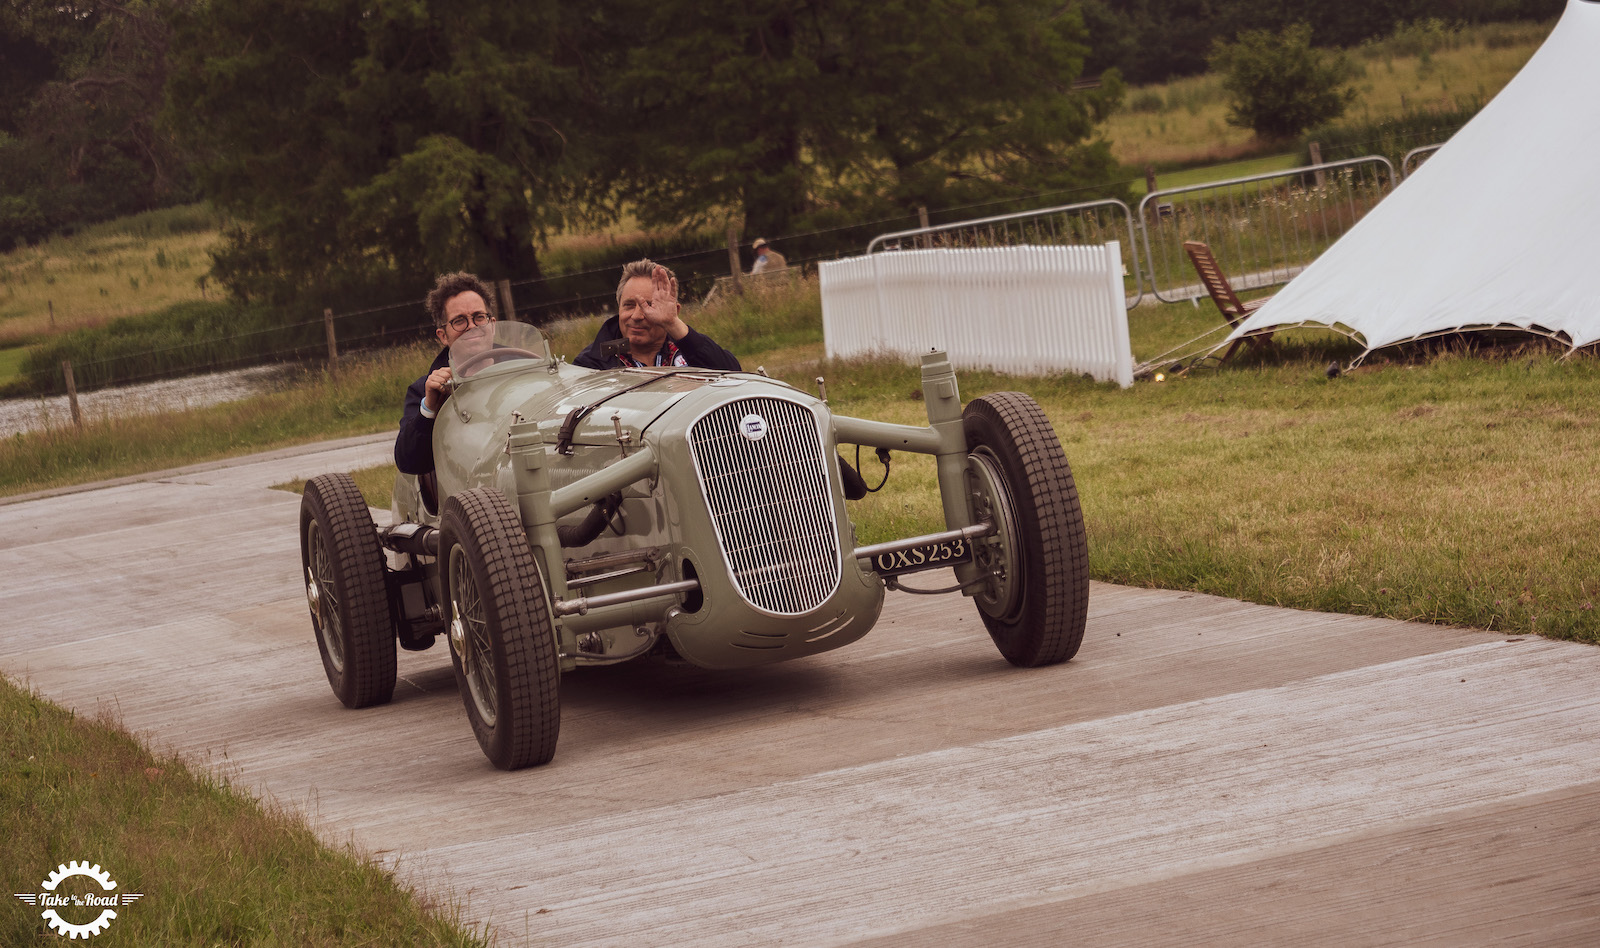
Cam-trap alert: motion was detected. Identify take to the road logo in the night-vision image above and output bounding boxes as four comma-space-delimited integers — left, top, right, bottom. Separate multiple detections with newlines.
14, 861, 143, 939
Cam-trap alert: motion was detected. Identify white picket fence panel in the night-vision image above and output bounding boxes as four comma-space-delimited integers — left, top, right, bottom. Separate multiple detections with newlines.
819, 243, 1133, 387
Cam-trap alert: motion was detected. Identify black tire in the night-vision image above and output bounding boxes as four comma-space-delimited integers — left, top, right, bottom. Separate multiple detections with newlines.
300, 473, 397, 707
962, 392, 1089, 667
440, 488, 561, 769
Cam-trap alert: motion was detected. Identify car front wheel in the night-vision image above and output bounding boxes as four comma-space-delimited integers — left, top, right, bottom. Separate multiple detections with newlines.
962, 392, 1090, 667
440, 488, 561, 770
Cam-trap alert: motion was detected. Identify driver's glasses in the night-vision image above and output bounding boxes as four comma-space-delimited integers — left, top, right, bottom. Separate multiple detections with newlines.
448, 311, 493, 332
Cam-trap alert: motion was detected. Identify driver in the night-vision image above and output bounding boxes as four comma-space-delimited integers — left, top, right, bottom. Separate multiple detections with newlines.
394, 271, 496, 476
574, 259, 740, 371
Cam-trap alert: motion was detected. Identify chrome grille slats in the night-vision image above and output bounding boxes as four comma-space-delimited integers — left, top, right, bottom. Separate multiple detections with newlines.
689, 396, 842, 615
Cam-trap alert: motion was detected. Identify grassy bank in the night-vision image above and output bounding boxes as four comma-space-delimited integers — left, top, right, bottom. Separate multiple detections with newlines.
0, 677, 486, 946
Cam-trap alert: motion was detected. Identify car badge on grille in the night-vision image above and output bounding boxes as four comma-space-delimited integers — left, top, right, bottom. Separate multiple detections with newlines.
739, 413, 768, 441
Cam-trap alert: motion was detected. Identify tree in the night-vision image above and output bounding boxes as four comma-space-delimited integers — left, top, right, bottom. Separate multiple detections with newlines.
1209, 23, 1357, 140
0, 0, 192, 250
599, 0, 1124, 239
165, 0, 594, 304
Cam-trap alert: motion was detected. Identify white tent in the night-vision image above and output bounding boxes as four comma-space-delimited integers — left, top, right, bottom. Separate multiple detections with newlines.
1225, 0, 1600, 356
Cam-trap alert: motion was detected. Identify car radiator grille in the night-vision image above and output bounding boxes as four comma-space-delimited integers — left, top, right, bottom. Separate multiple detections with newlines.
689, 396, 841, 615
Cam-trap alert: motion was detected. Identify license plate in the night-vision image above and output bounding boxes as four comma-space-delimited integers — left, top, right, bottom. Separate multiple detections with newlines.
868, 537, 975, 577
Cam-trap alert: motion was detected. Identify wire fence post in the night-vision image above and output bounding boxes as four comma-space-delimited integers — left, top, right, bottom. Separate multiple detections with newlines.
323, 307, 339, 377
1308, 141, 1326, 188
61, 360, 82, 428
726, 226, 743, 296
496, 278, 515, 320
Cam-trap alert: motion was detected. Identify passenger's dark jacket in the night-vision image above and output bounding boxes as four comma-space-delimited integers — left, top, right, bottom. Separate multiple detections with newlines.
573, 316, 741, 371
397, 322, 740, 474
394, 347, 450, 476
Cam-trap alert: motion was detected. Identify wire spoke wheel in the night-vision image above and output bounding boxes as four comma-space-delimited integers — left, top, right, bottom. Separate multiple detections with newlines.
441, 488, 562, 770
966, 448, 1022, 623
299, 473, 398, 707
305, 521, 345, 673
449, 545, 497, 728
961, 393, 1090, 667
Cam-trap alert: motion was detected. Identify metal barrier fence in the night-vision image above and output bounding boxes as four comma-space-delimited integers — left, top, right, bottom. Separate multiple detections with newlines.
820, 242, 1133, 387
1402, 144, 1444, 178
865, 199, 1142, 309
1136, 156, 1399, 304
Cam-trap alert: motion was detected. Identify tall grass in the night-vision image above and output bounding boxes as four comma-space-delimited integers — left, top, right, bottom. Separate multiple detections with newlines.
0, 677, 487, 946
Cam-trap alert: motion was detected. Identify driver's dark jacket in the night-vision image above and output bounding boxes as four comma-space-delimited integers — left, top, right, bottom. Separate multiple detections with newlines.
573, 316, 741, 371
396, 322, 740, 475
394, 347, 450, 476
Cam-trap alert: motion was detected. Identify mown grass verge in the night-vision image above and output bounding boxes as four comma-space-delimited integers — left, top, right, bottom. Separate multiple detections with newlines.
0, 676, 487, 946
816, 341, 1600, 645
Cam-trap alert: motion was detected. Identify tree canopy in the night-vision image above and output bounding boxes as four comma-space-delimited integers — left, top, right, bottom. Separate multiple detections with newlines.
1210, 24, 1358, 139
165, 0, 594, 303
163, 0, 1123, 304
0, 0, 191, 250
600, 0, 1122, 238
0, 0, 1568, 298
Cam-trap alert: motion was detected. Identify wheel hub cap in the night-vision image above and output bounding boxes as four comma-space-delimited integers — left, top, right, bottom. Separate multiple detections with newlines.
305, 567, 321, 613
449, 602, 466, 659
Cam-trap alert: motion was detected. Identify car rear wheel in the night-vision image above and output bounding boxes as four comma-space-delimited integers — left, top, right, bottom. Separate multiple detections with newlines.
962, 393, 1089, 667
440, 488, 561, 770
300, 473, 397, 707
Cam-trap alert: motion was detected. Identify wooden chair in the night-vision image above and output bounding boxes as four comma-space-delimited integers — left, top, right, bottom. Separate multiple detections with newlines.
1182, 240, 1274, 360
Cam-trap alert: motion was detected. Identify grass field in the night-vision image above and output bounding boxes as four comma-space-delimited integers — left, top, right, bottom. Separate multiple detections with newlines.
1105, 19, 1552, 167
0, 205, 223, 349
1131, 153, 1303, 193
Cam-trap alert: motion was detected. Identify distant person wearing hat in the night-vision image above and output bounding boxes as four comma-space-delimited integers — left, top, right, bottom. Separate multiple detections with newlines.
750, 238, 787, 274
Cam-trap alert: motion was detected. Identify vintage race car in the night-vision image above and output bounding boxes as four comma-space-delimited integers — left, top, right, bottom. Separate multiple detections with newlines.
300, 320, 1088, 769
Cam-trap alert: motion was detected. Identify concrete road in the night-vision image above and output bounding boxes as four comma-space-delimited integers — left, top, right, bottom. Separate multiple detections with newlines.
3, 436, 1598, 946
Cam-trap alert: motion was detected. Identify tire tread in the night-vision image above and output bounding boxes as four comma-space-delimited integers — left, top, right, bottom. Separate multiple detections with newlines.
441, 488, 560, 769
964, 392, 1090, 667
301, 473, 397, 707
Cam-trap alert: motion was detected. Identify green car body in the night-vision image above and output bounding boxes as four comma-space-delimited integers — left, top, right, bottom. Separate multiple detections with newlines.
301, 320, 1089, 769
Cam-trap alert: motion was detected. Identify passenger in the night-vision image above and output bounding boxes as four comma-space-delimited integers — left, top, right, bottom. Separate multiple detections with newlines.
574, 259, 741, 371
394, 271, 496, 476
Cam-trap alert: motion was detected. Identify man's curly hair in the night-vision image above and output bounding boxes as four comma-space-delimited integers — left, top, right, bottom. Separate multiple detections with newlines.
425, 272, 495, 329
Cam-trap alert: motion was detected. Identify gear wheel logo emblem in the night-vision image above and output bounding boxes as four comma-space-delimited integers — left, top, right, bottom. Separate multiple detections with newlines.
14, 861, 143, 939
